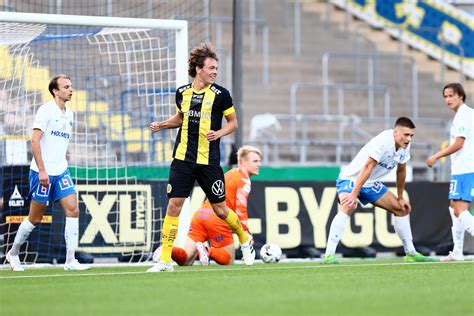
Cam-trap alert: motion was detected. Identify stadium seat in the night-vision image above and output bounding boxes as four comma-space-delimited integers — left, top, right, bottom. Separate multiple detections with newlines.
0, 45, 14, 78
8, 55, 48, 101
23, 62, 50, 94
126, 142, 149, 152
89, 101, 109, 112
107, 114, 132, 140
87, 114, 101, 129
155, 141, 173, 161
83, 102, 110, 129
124, 127, 150, 152
42, 88, 54, 102
67, 90, 87, 112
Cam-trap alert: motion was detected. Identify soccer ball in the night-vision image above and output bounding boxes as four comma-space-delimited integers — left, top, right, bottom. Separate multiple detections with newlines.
259, 243, 282, 263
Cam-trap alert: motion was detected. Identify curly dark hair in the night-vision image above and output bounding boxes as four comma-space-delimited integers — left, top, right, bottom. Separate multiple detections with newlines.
188, 42, 218, 78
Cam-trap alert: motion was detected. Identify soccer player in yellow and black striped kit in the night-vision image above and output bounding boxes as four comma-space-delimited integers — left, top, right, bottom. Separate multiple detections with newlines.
147, 43, 255, 272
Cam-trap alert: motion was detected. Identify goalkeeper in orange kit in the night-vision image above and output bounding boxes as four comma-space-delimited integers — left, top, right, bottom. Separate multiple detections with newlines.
153, 145, 261, 266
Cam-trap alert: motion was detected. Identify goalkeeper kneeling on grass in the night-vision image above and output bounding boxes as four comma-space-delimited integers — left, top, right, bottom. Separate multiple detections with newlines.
154, 145, 261, 266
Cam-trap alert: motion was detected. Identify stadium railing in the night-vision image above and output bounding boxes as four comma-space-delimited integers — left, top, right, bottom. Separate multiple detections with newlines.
236, 113, 446, 181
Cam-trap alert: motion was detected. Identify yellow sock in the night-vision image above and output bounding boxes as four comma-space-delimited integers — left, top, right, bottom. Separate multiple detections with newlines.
224, 209, 249, 244
160, 214, 179, 263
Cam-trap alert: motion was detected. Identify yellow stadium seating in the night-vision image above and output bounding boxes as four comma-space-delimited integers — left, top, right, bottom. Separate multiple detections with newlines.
67, 90, 87, 112
0, 45, 14, 78
24, 66, 50, 94
42, 88, 54, 102
124, 127, 150, 152
155, 141, 173, 161
86, 114, 101, 129
89, 101, 109, 112
109, 113, 131, 131
126, 138, 173, 160
108, 114, 132, 140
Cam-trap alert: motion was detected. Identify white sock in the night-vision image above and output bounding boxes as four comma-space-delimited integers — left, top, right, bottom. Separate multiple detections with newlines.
393, 215, 417, 255
449, 207, 464, 254
325, 212, 350, 255
458, 210, 474, 237
65, 217, 79, 263
10, 218, 36, 256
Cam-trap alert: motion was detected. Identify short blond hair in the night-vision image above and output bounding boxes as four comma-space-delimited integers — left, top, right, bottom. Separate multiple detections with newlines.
237, 145, 261, 165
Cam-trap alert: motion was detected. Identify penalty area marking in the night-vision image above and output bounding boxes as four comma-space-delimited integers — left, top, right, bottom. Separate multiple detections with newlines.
0, 260, 472, 280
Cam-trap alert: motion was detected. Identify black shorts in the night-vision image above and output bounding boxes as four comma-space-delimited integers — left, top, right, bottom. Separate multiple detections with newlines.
167, 159, 226, 203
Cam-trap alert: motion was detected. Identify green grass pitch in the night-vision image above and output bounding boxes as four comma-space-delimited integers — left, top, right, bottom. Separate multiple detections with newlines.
1, 260, 472, 316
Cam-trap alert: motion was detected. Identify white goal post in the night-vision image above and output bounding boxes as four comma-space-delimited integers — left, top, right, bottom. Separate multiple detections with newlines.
1, 11, 188, 86
0, 12, 188, 264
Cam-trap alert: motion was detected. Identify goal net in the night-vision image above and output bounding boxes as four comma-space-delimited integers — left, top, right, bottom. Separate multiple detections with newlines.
0, 12, 187, 265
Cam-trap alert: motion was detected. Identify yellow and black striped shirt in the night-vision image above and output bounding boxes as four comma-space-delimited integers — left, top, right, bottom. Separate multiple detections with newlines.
173, 83, 235, 165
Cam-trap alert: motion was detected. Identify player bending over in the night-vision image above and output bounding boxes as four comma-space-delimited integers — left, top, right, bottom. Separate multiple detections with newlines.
323, 117, 438, 264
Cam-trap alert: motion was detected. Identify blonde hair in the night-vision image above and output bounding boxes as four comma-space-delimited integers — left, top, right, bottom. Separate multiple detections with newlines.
237, 145, 261, 165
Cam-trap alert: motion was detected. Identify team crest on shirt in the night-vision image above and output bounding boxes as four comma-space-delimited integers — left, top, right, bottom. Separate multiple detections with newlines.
167, 184, 172, 194
243, 184, 251, 193
204, 100, 212, 108
371, 181, 384, 193
59, 175, 74, 190
37, 185, 50, 197
63, 120, 73, 130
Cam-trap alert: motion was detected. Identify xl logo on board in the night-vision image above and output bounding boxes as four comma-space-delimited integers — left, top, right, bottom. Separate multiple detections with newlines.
77, 185, 153, 253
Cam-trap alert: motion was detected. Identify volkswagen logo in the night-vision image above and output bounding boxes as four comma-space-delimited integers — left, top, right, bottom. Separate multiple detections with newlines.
211, 180, 224, 196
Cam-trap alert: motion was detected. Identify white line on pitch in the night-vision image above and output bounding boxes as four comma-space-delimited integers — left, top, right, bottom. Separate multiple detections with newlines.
0, 260, 472, 280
